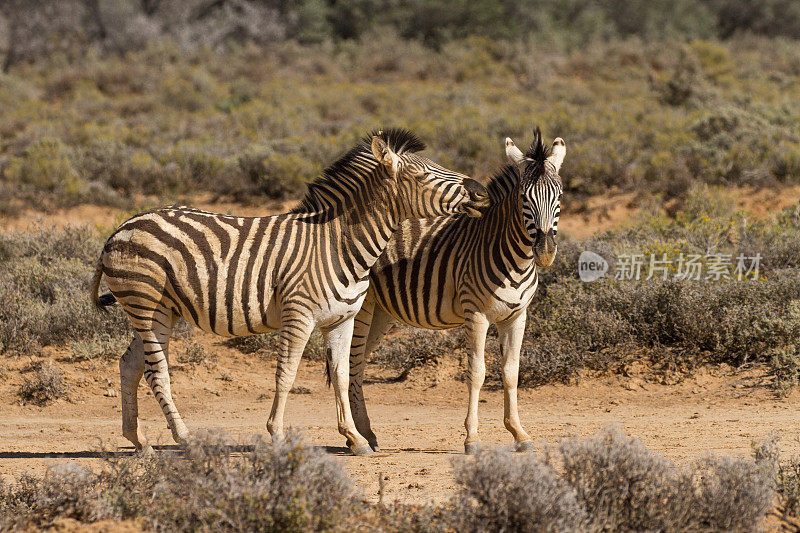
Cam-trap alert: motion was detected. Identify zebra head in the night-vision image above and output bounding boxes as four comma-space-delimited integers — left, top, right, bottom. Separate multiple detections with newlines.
371, 133, 489, 219
505, 129, 565, 268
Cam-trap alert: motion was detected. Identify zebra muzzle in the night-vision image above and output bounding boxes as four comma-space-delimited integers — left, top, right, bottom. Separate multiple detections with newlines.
533, 229, 557, 267
459, 178, 490, 217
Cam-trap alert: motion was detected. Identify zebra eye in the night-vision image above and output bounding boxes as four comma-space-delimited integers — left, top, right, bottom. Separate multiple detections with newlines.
411, 169, 427, 179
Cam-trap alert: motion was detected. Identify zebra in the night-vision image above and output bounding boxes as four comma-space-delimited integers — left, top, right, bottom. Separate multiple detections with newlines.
90, 128, 490, 456
346, 128, 565, 453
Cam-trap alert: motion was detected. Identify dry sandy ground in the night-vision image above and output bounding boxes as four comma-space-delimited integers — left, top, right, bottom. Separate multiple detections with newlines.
1, 334, 799, 507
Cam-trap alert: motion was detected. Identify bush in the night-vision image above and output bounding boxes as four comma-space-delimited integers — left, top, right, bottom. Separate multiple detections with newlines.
776, 455, 800, 527
771, 346, 800, 396
177, 339, 215, 366
0, 431, 355, 531
0, 228, 130, 355
17, 360, 69, 406
372, 327, 462, 380
2, 33, 799, 211
225, 329, 326, 361
516, 197, 800, 388
452, 446, 588, 532
4, 137, 86, 206
0, 427, 779, 531
69, 334, 130, 362
451, 427, 776, 532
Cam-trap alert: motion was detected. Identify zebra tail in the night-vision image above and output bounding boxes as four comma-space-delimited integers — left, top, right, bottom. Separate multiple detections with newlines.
91, 259, 117, 310
324, 355, 332, 388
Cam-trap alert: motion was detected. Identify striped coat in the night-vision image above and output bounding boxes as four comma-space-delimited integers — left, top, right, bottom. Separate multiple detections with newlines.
347, 130, 565, 452
91, 129, 489, 455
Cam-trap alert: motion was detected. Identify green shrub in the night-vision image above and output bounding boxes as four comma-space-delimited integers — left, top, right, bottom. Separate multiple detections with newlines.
518, 196, 800, 388
4, 137, 86, 206
2, 35, 798, 211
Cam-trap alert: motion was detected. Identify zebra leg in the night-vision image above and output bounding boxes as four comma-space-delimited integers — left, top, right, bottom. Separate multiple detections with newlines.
349, 298, 393, 451
497, 311, 534, 452
266, 315, 314, 441
138, 314, 189, 445
119, 333, 152, 453
464, 312, 490, 454
324, 317, 373, 456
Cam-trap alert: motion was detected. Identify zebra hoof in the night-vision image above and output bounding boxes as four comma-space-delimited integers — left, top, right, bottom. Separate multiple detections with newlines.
370, 443, 381, 452
464, 442, 481, 455
515, 440, 536, 453
137, 444, 154, 457
351, 442, 374, 456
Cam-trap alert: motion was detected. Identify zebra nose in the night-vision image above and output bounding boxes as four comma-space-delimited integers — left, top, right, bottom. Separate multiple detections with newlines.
463, 178, 488, 200
463, 178, 490, 211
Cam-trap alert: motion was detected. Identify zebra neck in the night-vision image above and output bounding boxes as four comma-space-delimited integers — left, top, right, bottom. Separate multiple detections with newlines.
495, 188, 536, 271
335, 195, 404, 281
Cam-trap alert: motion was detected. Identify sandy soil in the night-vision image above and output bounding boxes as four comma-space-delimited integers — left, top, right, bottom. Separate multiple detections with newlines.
1, 334, 798, 506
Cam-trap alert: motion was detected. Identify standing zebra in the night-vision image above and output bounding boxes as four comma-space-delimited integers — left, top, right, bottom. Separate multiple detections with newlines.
347, 128, 565, 453
90, 129, 489, 455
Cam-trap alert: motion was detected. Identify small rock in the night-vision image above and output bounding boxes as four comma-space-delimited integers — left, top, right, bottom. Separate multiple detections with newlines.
104, 388, 118, 398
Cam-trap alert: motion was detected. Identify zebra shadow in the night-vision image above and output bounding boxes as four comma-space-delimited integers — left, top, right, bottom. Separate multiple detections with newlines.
0, 444, 458, 460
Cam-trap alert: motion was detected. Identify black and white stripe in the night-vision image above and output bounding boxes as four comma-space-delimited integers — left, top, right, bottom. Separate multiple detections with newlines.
91, 128, 488, 455
347, 129, 565, 453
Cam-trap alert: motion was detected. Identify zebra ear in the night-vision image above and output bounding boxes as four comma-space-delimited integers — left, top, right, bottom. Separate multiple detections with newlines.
505, 137, 526, 170
546, 138, 566, 173
371, 135, 400, 179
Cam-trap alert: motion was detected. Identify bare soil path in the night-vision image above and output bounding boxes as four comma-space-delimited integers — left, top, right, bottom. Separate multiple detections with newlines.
1, 338, 798, 506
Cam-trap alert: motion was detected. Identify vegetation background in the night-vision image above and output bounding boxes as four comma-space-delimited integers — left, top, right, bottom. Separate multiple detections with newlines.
1, 0, 799, 388
1, 1, 800, 529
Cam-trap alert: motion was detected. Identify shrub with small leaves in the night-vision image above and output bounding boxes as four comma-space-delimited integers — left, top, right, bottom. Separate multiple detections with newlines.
225, 329, 326, 361
18, 361, 69, 406
177, 339, 214, 366
372, 327, 463, 380
450, 427, 776, 532
0, 431, 355, 531
452, 447, 588, 532
69, 334, 130, 362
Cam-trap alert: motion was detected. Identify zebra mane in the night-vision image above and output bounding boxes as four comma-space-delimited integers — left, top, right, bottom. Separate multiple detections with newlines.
485, 128, 561, 203
291, 128, 426, 214
485, 164, 522, 202
522, 127, 554, 186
